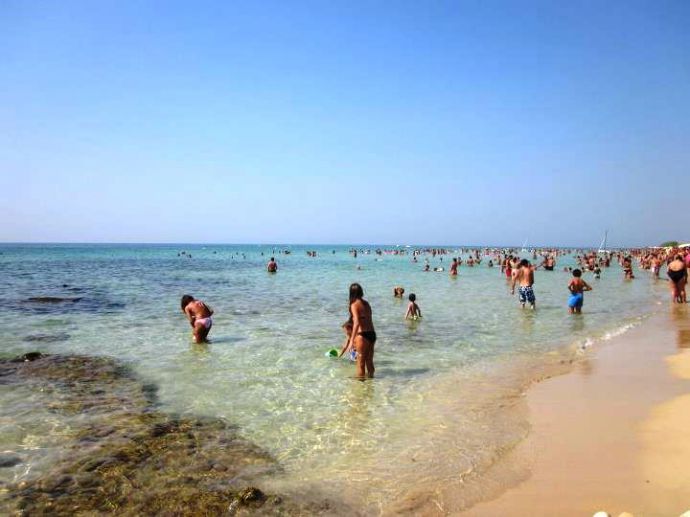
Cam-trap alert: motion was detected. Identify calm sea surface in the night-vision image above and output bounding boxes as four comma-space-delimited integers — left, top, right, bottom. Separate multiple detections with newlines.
0, 244, 668, 511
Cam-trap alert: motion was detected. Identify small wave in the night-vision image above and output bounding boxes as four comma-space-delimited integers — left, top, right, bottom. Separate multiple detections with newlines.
576, 318, 642, 352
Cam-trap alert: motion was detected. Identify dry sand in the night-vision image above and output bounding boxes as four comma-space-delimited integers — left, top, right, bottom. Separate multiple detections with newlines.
465, 305, 690, 517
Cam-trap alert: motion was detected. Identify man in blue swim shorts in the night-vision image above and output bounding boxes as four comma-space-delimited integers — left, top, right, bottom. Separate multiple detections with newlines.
568, 269, 592, 314
519, 285, 536, 307
568, 292, 584, 311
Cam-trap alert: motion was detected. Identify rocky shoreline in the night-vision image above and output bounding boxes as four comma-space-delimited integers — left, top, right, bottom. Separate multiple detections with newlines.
0, 353, 342, 516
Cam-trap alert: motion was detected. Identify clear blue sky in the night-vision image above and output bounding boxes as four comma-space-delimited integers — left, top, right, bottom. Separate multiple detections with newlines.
2, 1, 688, 246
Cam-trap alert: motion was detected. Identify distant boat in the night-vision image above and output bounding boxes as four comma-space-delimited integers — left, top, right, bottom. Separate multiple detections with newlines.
597, 230, 608, 253
521, 238, 528, 253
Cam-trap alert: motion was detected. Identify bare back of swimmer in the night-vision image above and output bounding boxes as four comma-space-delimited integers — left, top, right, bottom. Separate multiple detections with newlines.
181, 294, 214, 343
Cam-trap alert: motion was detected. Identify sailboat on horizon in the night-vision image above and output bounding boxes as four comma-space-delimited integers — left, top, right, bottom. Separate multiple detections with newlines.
597, 230, 608, 253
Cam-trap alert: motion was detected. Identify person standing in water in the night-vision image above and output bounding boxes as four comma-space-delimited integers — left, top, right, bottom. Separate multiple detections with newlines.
405, 293, 422, 319
567, 269, 592, 314
651, 255, 662, 279
503, 255, 512, 278
347, 283, 376, 378
667, 255, 687, 303
511, 259, 536, 309
267, 257, 278, 272
450, 258, 458, 276
622, 256, 635, 279
181, 295, 214, 343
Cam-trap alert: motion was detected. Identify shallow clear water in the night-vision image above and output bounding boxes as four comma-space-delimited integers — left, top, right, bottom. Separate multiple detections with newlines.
0, 244, 668, 510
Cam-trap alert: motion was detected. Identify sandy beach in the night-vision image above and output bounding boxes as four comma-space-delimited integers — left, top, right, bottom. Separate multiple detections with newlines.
466, 305, 690, 516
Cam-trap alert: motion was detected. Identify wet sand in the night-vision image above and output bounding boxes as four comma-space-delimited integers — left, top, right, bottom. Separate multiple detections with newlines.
466, 305, 690, 517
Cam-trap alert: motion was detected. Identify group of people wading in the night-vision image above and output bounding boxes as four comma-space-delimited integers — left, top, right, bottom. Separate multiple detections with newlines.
178, 245, 690, 380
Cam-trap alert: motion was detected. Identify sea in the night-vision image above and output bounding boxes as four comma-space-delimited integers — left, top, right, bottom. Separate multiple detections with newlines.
0, 243, 669, 512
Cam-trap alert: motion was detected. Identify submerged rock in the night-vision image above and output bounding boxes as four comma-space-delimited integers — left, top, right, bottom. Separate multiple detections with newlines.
26, 297, 83, 303
1, 353, 339, 515
24, 333, 71, 343
0, 454, 22, 468
13, 293, 125, 315
10, 351, 47, 362
238, 487, 266, 503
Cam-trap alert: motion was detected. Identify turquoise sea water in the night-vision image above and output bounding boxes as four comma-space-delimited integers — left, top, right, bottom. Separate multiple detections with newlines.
0, 244, 669, 511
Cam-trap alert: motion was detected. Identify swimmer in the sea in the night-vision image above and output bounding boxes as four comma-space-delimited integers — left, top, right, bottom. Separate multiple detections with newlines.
511, 259, 536, 309
622, 256, 635, 279
567, 269, 592, 314
405, 293, 422, 319
393, 286, 405, 298
667, 255, 687, 303
181, 294, 214, 343
267, 257, 278, 272
347, 283, 376, 378
450, 258, 458, 276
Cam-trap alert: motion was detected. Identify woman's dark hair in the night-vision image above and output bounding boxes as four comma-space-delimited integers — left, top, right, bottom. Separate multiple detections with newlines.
519, 259, 529, 267
181, 294, 194, 311
349, 283, 364, 305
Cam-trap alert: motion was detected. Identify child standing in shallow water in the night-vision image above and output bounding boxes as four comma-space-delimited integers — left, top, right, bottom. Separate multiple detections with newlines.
568, 269, 592, 314
405, 293, 422, 319
338, 319, 357, 361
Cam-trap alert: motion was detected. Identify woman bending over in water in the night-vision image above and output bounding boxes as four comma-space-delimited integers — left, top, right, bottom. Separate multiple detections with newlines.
347, 283, 376, 378
181, 294, 214, 343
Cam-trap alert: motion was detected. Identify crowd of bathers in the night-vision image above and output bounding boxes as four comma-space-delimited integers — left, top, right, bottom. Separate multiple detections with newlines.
179, 245, 690, 378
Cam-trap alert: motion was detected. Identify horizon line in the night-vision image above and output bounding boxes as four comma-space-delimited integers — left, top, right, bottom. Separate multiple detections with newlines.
0, 241, 665, 249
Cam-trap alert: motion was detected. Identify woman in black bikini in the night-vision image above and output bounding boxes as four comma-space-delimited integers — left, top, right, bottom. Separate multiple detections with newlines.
347, 283, 376, 378
667, 255, 687, 303
622, 256, 635, 279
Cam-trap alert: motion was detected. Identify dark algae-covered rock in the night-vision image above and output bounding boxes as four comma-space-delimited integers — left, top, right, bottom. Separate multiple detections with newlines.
10, 351, 47, 362
23, 332, 71, 343
0, 454, 22, 468
1, 353, 339, 516
13, 289, 125, 315
26, 296, 83, 303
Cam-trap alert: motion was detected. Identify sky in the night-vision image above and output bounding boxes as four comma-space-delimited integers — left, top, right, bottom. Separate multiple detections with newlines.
1, 1, 688, 247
